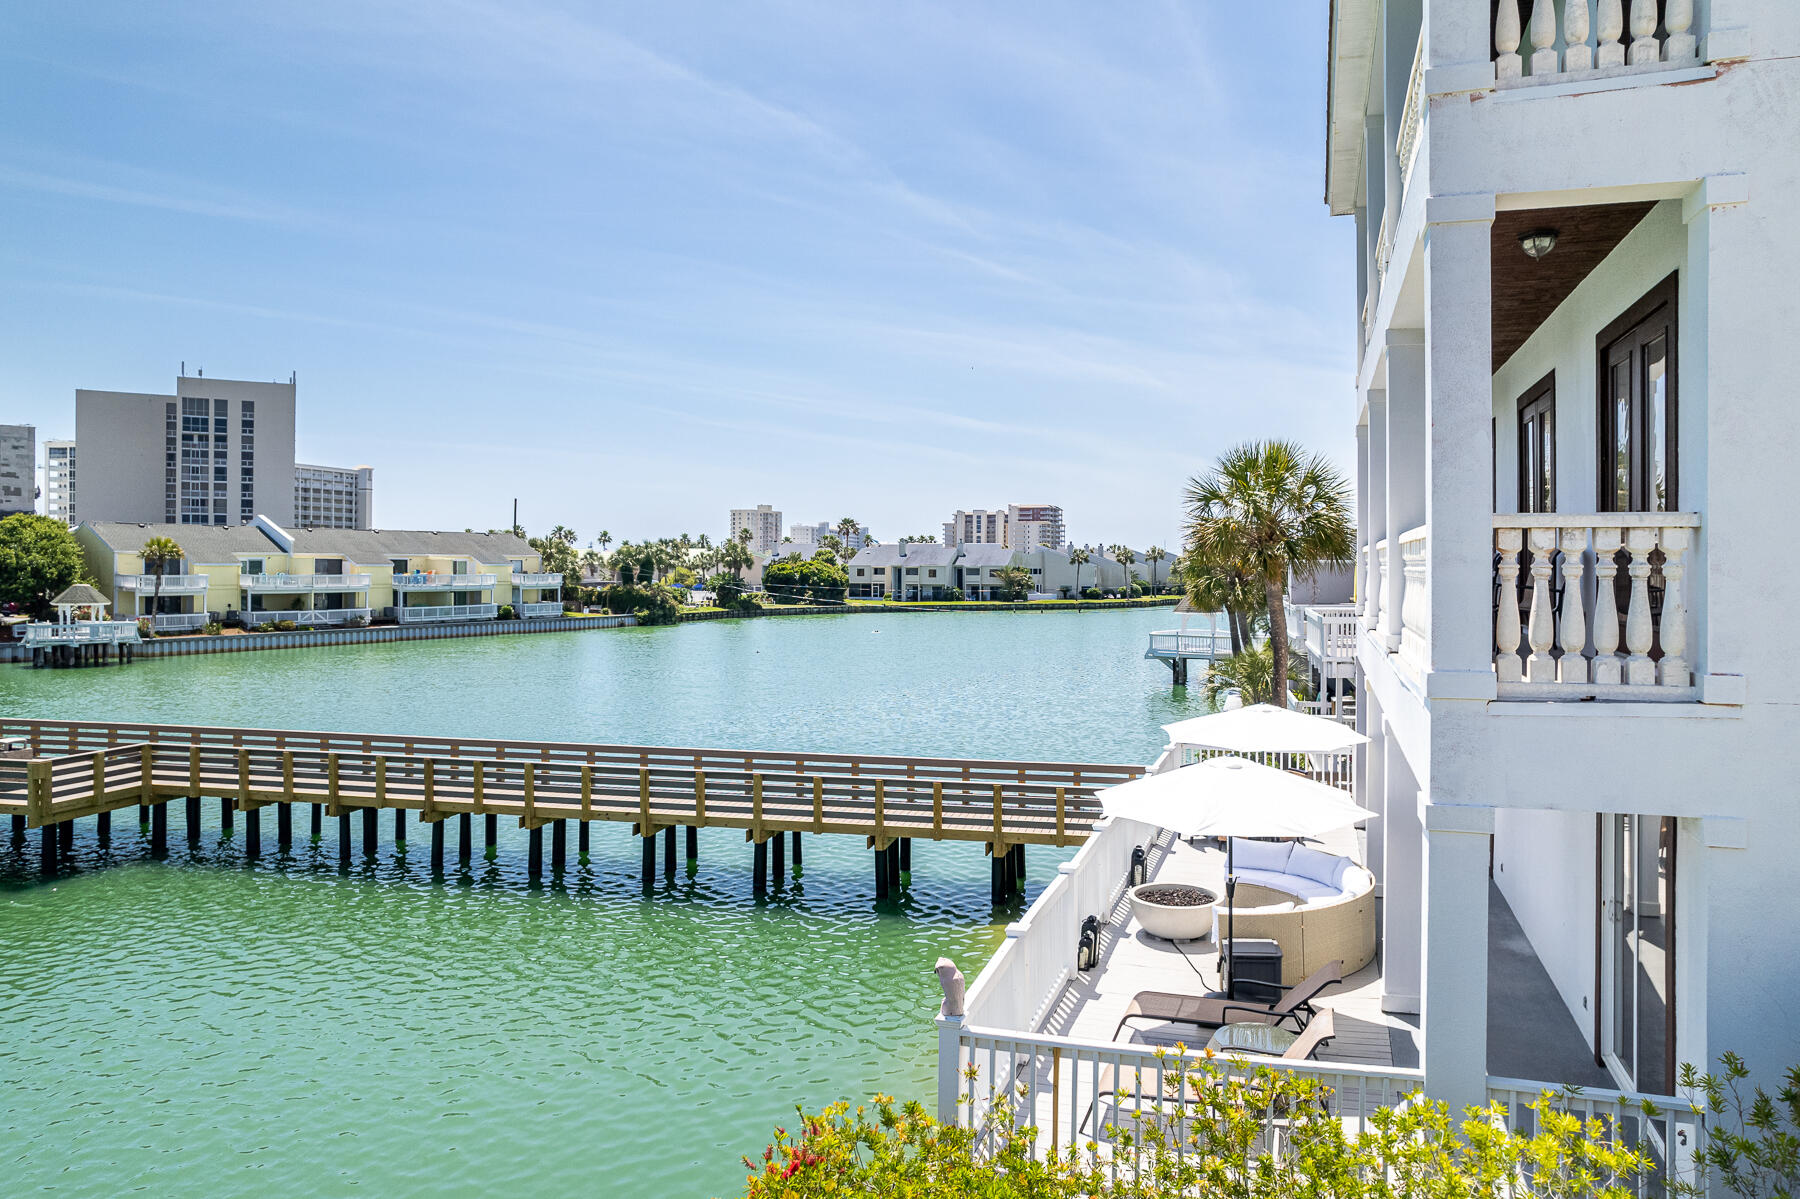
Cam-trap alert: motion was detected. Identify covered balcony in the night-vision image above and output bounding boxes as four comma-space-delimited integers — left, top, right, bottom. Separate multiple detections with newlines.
240, 572, 372, 592
511, 572, 562, 588
393, 603, 498, 623
392, 572, 496, 590
118, 573, 209, 595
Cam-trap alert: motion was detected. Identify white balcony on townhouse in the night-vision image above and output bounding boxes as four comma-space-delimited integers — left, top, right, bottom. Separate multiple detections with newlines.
392, 572, 496, 590
1491, 0, 1716, 94
118, 573, 209, 595
511, 572, 562, 588
240, 572, 373, 592
242, 608, 371, 629
394, 603, 498, 623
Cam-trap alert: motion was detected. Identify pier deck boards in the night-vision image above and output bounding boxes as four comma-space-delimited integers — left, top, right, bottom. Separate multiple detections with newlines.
0, 719, 1141, 850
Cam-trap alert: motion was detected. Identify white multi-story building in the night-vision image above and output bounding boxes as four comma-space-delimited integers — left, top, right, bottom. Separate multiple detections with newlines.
943, 508, 1007, 547
729, 504, 783, 556
1005, 504, 1065, 552
929, 0, 1800, 1165
294, 462, 373, 529
0, 424, 34, 518
785, 520, 872, 552
43, 440, 75, 524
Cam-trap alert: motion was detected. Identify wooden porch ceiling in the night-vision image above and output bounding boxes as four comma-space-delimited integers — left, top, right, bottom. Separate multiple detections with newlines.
1491, 202, 1655, 370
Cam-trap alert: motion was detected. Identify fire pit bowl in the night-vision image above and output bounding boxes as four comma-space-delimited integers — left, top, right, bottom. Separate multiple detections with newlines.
1128, 883, 1219, 941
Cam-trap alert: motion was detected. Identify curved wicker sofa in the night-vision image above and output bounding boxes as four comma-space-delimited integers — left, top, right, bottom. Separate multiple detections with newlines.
1216, 838, 1376, 984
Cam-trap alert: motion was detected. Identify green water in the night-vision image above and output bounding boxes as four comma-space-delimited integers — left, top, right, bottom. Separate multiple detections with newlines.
0, 608, 1210, 1196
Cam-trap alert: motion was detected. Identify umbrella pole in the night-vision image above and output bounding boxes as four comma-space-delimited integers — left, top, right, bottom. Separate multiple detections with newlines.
1225, 838, 1236, 1001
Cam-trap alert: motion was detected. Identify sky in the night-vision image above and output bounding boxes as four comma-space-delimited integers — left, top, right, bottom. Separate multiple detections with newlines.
0, 2, 1355, 550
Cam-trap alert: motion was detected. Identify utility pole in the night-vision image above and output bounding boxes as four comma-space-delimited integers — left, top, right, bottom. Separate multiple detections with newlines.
512, 498, 518, 535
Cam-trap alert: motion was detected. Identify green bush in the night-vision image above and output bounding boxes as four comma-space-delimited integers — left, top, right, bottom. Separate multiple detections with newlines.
1080, 587, 1102, 600
136, 618, 155, 639
272, 619, 297, 631
497, 604, 516, 620
943, 587, 965, 602
597, 583, 683, 625
203, 620, 222, 635
763, 558, 848, 604
735, 1062, 1658, 1198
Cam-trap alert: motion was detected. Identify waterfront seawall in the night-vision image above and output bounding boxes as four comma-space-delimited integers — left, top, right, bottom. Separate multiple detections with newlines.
678, 596, 1179, 621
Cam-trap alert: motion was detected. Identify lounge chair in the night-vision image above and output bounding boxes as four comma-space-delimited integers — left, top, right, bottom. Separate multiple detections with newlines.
1112, 960, 1341, 1040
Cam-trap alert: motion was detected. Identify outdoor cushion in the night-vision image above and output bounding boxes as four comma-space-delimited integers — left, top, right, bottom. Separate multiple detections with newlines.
1229, 868, 1334, 899
1287, 845, 1351, 890
1228, 838, 1293, 874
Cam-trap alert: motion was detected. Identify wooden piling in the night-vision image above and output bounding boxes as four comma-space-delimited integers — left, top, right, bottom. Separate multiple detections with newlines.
311, 803, 322, 843
362, 806, 378, 858
431, 819, 445, 874
393, 809, 406, 854
685, 825, 698, 872
41, 825, 56, 875
485, 813, 498, 861
899, 836, 912, 877
528, 826, 543, 879
772, 828, 784, 890
459, 812, 472, 865
875, 845, 890, 900
245, 808, 261, 860
640, 833, 655, 889
339, 810, 352, 868
59, 818, 73, 854
10, 814, 24, 845
887, 840, 901, 891
151, 802, 167, 858
277, 803, 292, 852
790, 830, 802, 874
662, 824, 675, 877
220, 795, 234, 836
552, 820, 566, 873
187, 796, 201, 844
1012, 842, 1025, 884
990, 849, 1005, 905
578, 819, 590, 864
98, 809, 111, 846
753, 837, 768, 896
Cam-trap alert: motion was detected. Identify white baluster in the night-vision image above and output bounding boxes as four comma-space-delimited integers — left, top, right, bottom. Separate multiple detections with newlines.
1597, 0, 1627, 67
1495, 528, 1524, 684
1591, 527, 1623, 683
1628, 0, 1662, 65
1496, 0, 1524, 79
1530, 0, 1560, 76
1564, 0, 1593, 71
1362, 544, 1379, 631
1658, 526, 1691, 686
1623, 527, 1659, 685
1525, 527, 1559, 682
1664, 0, 1697, 61
1557, 527, 1589, 684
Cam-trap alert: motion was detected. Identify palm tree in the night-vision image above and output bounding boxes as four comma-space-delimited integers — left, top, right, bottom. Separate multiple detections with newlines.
1069, 546, 1091, 598
595, 530, 612, 555
1202, 645, 1311, 707
995, 565, 1033, 602
1180, 552, 1262, 655
817, 533, 844, 564
835, 516, 859, 549
1144, 545, 1167, 592
1114, 545, 1139, 593
141, 535, 184, 622
549, 525, 578, 547
720, 537, 754, 582
1183, 440, 1353, 709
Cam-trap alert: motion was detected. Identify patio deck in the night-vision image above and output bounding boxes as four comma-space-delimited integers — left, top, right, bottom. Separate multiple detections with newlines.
1036, 829, 1610, 1089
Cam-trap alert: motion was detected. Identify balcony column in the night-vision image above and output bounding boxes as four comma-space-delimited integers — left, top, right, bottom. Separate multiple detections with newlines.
1380, 734, 1422, 1014
1421, 802, 1493, 1113
1382, 333, 1426, 651
1357, 688, 1387, 885
1363, 390, 1388, 632
1424, 194, 1498, 690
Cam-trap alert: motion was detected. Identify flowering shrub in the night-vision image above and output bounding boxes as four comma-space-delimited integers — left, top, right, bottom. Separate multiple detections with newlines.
735, 1058, 1659, 1199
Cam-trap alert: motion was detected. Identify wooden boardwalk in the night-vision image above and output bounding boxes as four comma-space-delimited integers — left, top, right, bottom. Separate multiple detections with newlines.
0, 719, 1144, 897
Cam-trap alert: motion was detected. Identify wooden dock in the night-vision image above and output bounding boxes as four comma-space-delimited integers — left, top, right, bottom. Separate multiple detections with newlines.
0, 719, 1143, 901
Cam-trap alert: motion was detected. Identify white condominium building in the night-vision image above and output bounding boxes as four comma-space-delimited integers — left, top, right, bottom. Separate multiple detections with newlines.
942, 504, 1066, 550
729, 504, 783, 556
43, 440, 75, 524
1005, 503, 1065, 552
943, 509, 1006, 546
0, 424, 34, 518
294, 463, 373, 530
788, 519, 871, 551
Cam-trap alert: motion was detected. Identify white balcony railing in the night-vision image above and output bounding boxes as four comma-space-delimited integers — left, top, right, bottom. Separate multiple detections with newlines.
1493, 513, 1699, 698
1145, 628, 1233, 659
394, 604, 498, 623
393, 573, 496, 590
1303, 604, 1361, 666
240, 573, 372, 592
511, 572, 563, 588
119, 573, 208, 594
517, 602, 563, 618
1397, 27, 1425, 199
151, 612, 208, 632
1397, 527, 1428, 673
1495, 0, 1704, 88
1374, 538, 1389, 633
243, 608, 371, 629
1487, 1077, 1704, 1195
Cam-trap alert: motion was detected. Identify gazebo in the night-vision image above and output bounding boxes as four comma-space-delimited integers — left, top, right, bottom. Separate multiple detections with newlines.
23, 583, 141, 665
49, 583, 113, 624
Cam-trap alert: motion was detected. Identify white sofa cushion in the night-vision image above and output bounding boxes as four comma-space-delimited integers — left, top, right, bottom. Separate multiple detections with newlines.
1287, 845, 1351, 890
1230, 868, 1338, 899
1229, 838, 1293, 873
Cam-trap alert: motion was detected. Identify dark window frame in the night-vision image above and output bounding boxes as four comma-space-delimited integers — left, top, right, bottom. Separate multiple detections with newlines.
1517, 371, 1557, 514
1596, 272, 1679, 513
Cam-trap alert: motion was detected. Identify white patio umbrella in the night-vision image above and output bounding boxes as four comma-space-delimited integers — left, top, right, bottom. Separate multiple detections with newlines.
1099, 755, 1376, 996
1161, 702, 1368, 755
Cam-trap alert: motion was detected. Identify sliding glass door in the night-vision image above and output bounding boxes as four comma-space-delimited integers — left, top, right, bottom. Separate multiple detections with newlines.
1599, 813, 1675, 1095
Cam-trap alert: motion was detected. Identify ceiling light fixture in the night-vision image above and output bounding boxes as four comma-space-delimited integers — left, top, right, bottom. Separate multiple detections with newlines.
1519, 229, 1559, 260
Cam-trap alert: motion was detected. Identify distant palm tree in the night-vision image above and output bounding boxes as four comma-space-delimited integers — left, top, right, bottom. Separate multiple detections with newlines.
737, 527, 753, 548
595, 530, 612, 554
1180, 553, 1261, 655
817, 533, 844, 563
1202, 645, 1311, 708
141, 535, 184, 620
1114, 545, 1139, 593
835, 516, 859, 548
721, 538, 754, 582
549, 525, 578, 547
1184, 440, 1353, 709
1144, 545, 1167, 591
995, 565, 1033, 602
1069, 546, 1091, 598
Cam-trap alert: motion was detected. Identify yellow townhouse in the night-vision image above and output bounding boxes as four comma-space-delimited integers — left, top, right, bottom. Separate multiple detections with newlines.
77, 516, 564, 631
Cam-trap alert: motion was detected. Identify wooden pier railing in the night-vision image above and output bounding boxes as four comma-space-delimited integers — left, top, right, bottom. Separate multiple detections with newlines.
0, 719, 1141, 852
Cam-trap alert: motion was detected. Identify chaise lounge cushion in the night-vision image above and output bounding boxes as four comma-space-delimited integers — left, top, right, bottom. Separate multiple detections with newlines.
1232, 868, 1339, 899
1228, 838, 1293, 874
1286, 844, 1353, 890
